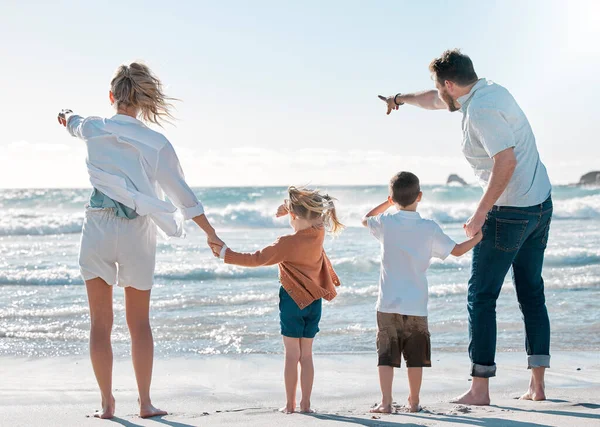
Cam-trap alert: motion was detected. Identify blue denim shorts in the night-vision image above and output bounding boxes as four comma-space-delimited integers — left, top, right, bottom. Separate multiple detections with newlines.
279, 286, 322, 338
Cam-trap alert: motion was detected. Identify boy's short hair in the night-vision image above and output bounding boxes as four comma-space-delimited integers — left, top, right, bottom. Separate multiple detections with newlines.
389, 172, 421, 206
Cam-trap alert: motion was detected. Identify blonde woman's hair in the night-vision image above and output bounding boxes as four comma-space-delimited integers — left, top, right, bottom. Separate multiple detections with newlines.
110, 62, 176, 126
287, 186, 345, 235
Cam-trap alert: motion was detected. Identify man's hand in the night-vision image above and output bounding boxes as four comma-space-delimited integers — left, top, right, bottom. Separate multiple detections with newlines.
275, 204, 288, 218
378, 95, 401, 115
57, 109, 73, 127
464, 211, 487, 238
207, 233, 224, 257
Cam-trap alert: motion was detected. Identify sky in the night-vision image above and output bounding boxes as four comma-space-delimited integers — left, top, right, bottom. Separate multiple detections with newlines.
0, 0, 599, 188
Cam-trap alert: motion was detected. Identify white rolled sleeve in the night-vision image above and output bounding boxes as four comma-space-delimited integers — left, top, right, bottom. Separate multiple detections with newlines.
156, 142, 205, 220
66, 114, 85, 139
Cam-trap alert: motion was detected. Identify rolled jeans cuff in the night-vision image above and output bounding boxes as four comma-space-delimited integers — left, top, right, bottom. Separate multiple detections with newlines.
471, 363, 496, 378
528, 355, 550, 369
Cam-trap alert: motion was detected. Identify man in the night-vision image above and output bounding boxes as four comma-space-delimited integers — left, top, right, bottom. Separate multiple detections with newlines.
380, 49, 552, 405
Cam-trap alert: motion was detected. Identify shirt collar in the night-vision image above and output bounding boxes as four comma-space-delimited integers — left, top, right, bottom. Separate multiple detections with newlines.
457, 78, 487, 112
111, 114, 143, 124
391, 210, 421, 219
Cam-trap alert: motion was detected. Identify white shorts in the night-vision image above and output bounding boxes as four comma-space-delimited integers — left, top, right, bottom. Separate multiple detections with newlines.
79, 208, 157, 291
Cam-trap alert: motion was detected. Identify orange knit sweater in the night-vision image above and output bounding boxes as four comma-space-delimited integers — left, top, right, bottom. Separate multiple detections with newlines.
223, 226, 341, 309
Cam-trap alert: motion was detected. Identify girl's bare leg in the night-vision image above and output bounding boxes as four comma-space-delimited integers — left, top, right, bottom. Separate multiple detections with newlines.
281, 336, 301, 414
85, 278, 115, 419
299, 338, 315, 413
124, 287, 167, 418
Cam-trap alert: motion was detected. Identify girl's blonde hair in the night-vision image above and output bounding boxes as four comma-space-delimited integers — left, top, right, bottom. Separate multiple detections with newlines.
286, 186, 345, 235
110, 62, 176, 126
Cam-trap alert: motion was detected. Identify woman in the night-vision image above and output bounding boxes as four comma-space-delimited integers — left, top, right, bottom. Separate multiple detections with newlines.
57, 62, 222, 419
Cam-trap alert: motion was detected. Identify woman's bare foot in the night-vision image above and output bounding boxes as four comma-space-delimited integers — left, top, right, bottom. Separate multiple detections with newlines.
450, 389, 491, 406
279, 405, 295, 414
139, 402, 168, 419
93, 395, 115, 419
370, 402, 393, 414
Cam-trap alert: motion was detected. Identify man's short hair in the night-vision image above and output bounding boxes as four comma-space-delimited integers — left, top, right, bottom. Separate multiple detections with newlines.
389, 172, 420, 206
429, 49, 478, 86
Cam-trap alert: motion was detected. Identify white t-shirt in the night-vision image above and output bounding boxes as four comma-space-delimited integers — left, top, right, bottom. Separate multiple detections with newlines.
367, 210, 456, 316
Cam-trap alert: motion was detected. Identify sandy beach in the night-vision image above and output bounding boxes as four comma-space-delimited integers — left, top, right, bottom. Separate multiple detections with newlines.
1, 351, 598, 427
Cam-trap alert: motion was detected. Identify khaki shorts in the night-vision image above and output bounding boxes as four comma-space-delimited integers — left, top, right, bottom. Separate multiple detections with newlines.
376, 311, 431, 368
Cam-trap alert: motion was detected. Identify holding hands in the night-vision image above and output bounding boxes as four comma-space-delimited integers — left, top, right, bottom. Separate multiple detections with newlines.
207, 233, 224, 258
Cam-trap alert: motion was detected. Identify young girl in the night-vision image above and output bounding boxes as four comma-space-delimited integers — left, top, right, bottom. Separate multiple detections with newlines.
57, 62, 222, 419
212, 186, 344, 414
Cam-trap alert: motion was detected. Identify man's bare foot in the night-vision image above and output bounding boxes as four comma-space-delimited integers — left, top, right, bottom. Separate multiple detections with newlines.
279, 406, 295, 414
520, 384, 546, 401
370, 402, 393, 414
520, 372, 546, 401
93, 396, 115, 419
450, 389, 490, 406
139, 402, 168, 419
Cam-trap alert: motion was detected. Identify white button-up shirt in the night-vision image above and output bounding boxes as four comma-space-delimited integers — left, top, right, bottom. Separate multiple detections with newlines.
458, 79, 551, 207
67, 114, 204, 237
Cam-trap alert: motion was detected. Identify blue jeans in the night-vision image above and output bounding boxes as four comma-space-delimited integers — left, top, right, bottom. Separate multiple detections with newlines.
468, 196, 552, 378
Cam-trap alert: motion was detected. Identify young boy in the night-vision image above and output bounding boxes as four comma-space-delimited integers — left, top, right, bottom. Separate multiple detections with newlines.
362, 171, 482, 413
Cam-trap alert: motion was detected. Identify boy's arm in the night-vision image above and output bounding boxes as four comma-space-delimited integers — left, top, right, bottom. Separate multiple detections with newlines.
451, 231, 483, 257
361, 200, 392, 227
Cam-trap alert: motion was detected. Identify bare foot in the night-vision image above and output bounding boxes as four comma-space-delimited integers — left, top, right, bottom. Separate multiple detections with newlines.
520, 374, 546, 401
403, 397, 422, 413
300, 399, 314, 413
520, 385, 546, 401
279, 406, 295, 414
93, 396, 115, 419
370, 402, 393, 414
139, 402, 168, 419
450, 390, 490, 406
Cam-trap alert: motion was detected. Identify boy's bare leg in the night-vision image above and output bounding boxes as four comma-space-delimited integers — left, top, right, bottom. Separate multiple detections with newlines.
370, 366, 394, 413
85, 278, 116, 419
450, 377, 491, 405
281, 336, 301, 414
406, 367, 422, 412
125, 287, 167, 418
520, 367, 546, 401
299, 338, 315, 413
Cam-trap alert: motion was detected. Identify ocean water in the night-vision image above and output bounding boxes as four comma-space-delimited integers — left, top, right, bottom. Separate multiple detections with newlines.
1, 185, 599, 358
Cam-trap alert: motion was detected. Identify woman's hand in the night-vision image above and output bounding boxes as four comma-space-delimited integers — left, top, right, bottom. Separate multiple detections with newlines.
57, 109, 73, 127
275, 204, 288, 218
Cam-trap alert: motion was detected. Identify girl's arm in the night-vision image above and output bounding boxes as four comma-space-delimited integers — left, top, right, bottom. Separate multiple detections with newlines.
220, 238, 290, 267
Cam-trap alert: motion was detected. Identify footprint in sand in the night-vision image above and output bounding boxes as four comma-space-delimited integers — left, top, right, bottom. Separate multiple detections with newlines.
449, 405, 472, 415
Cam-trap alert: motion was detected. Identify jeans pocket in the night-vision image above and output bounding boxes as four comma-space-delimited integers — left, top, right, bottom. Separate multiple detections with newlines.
541, 217, 552, 247
495, 218, 529, 252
